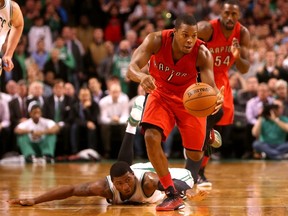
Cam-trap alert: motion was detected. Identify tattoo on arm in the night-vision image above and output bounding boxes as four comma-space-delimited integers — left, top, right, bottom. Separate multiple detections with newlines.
74, 183, 93, 196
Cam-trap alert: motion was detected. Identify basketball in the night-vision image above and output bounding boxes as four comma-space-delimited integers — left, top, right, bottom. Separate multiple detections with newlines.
183, 82, 217, 117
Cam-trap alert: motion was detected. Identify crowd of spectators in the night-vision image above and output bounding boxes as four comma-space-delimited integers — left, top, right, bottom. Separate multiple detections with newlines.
2, 0, 288, 162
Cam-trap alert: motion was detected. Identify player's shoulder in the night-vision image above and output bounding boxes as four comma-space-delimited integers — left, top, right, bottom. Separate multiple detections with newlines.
197, 20, 213, 31
239, 23, 250, 44
11, 1, 21, 11
142, 31, 163, 53
146, 31, 162, 44
239, 24, 250, 36
197, 21, 213, 41
11, 0, 23, 23
198, 43, 211, 57
197, 43, 213, 66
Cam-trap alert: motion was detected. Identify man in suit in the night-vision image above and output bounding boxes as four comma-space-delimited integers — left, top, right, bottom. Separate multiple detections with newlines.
42, 79, 74, 156
8, 80, 28, 152
69, 87, 100, 154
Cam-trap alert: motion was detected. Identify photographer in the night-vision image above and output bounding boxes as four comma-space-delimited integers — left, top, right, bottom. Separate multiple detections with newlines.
252, 100, 288, 159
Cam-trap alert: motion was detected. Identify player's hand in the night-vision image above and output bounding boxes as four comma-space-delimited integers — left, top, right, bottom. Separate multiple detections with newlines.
140, 74, 156, 93
186, 189, 208, 201
231, 37, 241, 59
212, 86, 224, 115
2, 56, 14, 72
8, 198, 35, 206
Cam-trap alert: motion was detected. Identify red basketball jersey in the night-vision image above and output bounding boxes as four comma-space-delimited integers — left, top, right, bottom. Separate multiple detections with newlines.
149, 29, 204, 100
206, 19, 241, 125
143, 30, 207, 150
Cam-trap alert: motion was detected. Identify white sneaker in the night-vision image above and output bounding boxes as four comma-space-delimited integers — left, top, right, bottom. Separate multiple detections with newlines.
209, 130, 222, 148
33, 157, 47, 165
128, 95, 145, 126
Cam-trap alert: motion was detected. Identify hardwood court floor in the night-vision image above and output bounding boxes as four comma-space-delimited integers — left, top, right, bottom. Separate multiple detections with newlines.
1, 160, 288, 216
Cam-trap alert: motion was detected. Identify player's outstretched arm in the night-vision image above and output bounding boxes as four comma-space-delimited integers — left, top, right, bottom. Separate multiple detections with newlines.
8, 179, 111, 206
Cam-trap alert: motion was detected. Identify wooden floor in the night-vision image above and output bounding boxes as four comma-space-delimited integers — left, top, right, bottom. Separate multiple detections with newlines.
1, 159, 288, 216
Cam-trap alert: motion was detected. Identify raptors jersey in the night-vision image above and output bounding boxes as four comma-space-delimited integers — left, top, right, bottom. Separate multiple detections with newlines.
106, 169, 165, 204
206, 19, 241, 125
0, 0, 12, 52
149, 29, 203, 100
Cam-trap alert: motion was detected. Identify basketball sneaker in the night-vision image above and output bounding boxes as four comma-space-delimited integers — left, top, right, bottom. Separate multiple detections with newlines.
128, 95, 145, 127
208, 129, 222, 148
156, 186, 185, 211
197, 174, 212, 188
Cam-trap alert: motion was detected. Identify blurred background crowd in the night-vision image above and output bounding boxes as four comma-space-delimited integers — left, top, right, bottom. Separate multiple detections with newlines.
1, 0, 288, 162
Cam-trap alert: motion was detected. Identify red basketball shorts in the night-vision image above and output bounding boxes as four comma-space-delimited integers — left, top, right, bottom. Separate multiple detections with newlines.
141, 91, 206, 151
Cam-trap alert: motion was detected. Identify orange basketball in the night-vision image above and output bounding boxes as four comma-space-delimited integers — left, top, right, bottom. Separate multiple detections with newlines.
183, 82, 217, 117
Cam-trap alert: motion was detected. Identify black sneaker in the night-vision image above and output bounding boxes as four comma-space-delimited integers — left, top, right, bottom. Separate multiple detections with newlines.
43, 155, 55, 164
156, 186, 185, 211
197, 174, 212, 188
25, 155, 36, 163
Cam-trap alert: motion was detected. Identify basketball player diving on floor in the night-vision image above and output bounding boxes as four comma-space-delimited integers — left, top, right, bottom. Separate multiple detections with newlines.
8, 96, 208, 207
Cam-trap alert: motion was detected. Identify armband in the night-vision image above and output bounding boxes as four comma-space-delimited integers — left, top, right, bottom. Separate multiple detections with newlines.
157, 179, 191, 192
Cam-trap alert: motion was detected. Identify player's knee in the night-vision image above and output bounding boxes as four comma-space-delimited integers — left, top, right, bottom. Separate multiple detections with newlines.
144, 129, 161, 149
186, 150, 204, 161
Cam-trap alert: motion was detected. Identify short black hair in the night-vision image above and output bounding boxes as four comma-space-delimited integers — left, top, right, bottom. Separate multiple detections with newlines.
110, 161, 133, 180
221, 0, 240, 8
174, 14, 197, 30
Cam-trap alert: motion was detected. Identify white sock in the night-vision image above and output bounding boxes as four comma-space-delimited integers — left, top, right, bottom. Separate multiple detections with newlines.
126, 123, 137, 134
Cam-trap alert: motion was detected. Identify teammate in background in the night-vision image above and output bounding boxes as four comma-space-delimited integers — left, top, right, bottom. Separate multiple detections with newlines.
9, 96, 208, 206
127, 14, 224, 211
0, 0, 24, 74
188, 0, 250, 187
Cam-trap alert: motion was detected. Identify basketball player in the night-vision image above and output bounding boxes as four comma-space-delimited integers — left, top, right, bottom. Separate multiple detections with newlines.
0, 0, 24, 74
8, 160, 207, 206
127, 14, 224, 211
187, 0, 250, 187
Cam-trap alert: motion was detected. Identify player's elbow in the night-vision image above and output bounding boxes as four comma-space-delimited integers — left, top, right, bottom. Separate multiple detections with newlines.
237, 63, 250, 74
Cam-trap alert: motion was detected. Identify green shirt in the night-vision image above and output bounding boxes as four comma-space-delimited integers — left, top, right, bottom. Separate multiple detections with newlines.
260, 116, 288, 145
112, 55, 131, 94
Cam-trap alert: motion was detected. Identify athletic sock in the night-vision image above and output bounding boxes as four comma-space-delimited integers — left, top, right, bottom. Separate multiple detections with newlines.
185, 157, 204, 184
159, 173, 175, 190
117, 132, 135, 165
126, 122, 137, 134
201, 155, 210, 168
